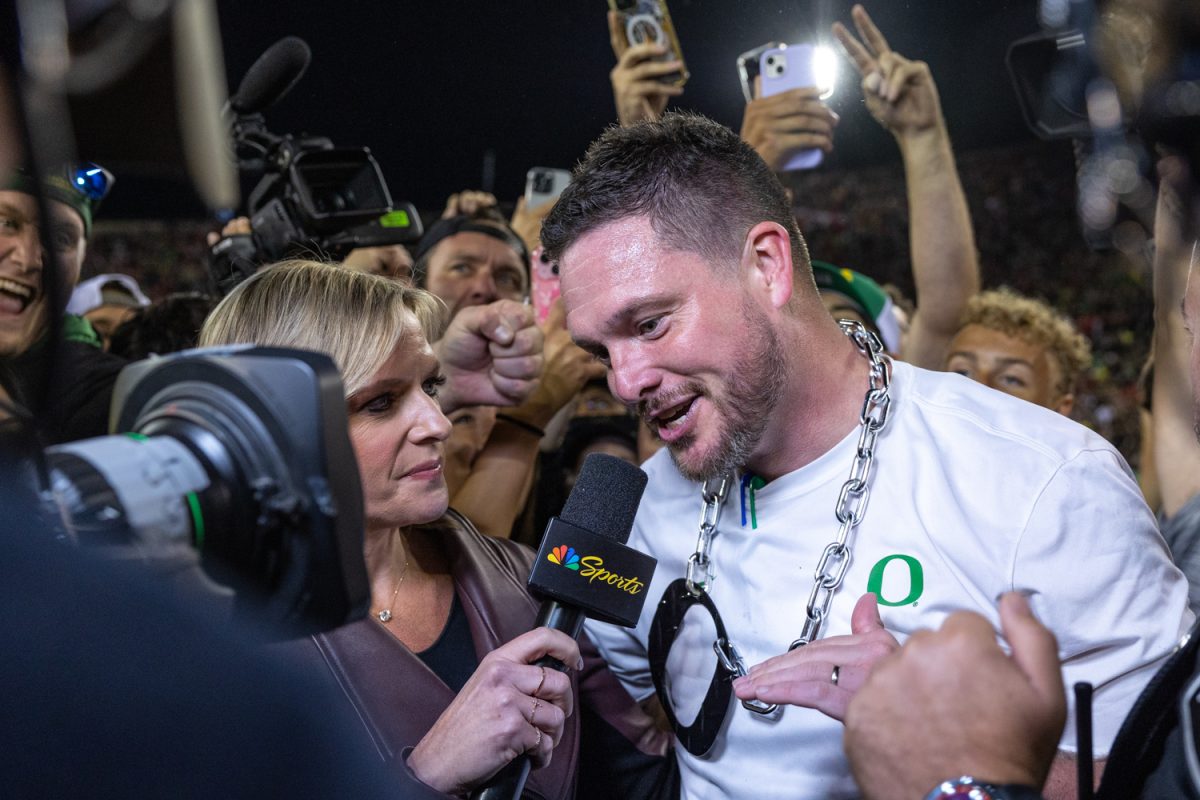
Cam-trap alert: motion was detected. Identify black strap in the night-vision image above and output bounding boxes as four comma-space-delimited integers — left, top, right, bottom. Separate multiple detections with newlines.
1096, 617, 1200, 799
647, 578, 736, 757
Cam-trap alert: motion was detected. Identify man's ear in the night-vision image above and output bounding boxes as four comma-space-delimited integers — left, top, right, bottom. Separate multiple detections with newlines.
742, 221, 794, 310
1054, 392, 1075, 417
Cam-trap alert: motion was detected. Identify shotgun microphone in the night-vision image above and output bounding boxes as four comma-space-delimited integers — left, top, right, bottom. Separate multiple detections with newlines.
229, 36, 311, 115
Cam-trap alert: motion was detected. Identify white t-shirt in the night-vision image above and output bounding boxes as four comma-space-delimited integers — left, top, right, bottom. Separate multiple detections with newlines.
585, 361, 1191, 800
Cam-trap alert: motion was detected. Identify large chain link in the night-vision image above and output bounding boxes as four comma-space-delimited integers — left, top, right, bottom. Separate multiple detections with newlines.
789, 321, 892, 649
685, 475, 730, 596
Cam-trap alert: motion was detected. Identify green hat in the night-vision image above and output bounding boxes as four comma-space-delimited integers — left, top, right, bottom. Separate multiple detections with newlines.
811, 260, 901, 352
3, 163, 114, 238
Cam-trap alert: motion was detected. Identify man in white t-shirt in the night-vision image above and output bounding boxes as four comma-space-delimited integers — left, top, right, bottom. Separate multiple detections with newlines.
539, 111, 1190, 800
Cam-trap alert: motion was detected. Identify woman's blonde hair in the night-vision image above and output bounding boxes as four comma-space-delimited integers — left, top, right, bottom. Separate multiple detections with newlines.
200, 260, 446, 397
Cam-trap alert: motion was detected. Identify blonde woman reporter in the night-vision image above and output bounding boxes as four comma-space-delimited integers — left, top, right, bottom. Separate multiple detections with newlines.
200, 261, 673, 800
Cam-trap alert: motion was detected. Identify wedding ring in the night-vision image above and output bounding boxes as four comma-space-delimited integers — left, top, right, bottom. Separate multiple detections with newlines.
533, 665, 546, 697
529, 697, 541, 726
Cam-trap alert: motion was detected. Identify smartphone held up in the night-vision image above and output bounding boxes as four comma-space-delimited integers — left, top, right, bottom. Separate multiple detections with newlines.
753, 42, 840, 172
608, 0, 688, 86
524, 167, 571, 209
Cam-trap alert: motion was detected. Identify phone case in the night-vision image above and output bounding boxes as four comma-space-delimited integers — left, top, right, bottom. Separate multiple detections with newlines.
608, 0, 688, 86
737, 42, 784, 103
530, 246, 561, 324
759, 44, 823, 171
524, 167, 572, 209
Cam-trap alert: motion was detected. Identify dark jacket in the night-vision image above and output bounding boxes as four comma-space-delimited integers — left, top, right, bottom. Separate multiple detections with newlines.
1095, 616, 1200, 799
3, 316, 125, 444
298, 509, 676, 800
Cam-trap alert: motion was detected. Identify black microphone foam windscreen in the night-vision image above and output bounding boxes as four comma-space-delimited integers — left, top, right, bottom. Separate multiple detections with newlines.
559, 454, 648, 545
230, 36, 312, 114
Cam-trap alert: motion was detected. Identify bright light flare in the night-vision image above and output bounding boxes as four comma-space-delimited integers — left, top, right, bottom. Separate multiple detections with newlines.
813, 45, 840, 99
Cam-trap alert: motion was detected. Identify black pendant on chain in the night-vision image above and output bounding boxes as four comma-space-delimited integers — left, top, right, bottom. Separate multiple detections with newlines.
647, 578, 737, 757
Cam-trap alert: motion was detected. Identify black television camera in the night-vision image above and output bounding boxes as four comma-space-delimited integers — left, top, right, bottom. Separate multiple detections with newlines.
34, 347, 369, 638
1007, 0, 1200, 250
210, 37, 423, 295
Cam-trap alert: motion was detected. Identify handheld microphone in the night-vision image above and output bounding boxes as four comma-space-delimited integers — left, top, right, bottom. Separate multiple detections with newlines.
473, 453, 656, 800
229, 36, 312, 115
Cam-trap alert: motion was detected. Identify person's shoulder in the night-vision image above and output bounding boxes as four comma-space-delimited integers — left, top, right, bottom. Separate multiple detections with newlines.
436, 508, 537, 577
896, 361, 1119, 465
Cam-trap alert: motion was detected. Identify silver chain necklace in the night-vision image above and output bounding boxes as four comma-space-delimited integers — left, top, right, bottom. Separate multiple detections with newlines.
684, 320, 893, 715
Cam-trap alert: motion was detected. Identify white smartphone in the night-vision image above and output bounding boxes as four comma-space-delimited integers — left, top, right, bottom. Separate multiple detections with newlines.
759, 44, 823, 171
524, 167, 572, 208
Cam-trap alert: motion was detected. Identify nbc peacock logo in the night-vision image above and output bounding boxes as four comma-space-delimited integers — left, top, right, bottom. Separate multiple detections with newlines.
548, 545, 581, 570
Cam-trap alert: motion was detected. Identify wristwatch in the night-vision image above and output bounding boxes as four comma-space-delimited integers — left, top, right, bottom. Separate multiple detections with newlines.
924, 776, 1044, 800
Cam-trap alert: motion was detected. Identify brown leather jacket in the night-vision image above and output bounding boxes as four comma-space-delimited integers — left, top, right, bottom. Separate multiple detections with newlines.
300, 510, 674, 800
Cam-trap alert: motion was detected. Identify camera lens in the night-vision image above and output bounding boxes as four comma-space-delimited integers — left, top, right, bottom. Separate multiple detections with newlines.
766, 56, 776, 65
312, 190, 349, 214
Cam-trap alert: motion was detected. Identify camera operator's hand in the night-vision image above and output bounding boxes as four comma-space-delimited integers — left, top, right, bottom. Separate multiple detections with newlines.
501, 298, 607, 431
843, 593, 1065, 800
740, 78, 838, 173
833, 5, 943, 142
408, 627, 581, 795
441, 190, 499, 220
510, 196, 555, 256
608, 10, 684, 127
434, 299, 543, 414
206, 216, 261, 297
205, 216, 252, 247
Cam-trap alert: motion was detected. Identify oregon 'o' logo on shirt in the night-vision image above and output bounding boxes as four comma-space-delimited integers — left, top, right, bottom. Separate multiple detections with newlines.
866, 554, 924, 606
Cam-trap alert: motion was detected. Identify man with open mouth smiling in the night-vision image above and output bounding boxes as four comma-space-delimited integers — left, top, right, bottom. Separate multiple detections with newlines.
540, 112, 1189, 800
0, 163, 126, 443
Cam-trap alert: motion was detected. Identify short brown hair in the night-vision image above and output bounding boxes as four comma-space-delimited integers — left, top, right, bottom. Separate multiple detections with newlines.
200, 260, 446, 397
958, 288, 1092, 395
540, 112, 811, 278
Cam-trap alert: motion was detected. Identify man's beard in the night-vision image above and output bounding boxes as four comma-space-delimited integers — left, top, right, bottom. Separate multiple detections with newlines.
648, 308, 787, 483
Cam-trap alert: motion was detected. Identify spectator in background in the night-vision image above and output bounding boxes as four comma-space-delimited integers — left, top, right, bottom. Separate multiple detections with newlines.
414, 195, 603, 539
560, 414, 638, 493
0, 164, 126, 443
1145, 154, 1200, 614
812, 260, 904, 354
573, 377, 632, 419
531, 407, 640, 542
66, 272, 150, 349
828, 5, 980, 370
945, 289, 1092, 416
413, 213, 529, 316
107, 292, 216, 361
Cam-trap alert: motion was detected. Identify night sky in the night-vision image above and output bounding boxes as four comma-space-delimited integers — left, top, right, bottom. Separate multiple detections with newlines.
100, 0, 1048, 219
